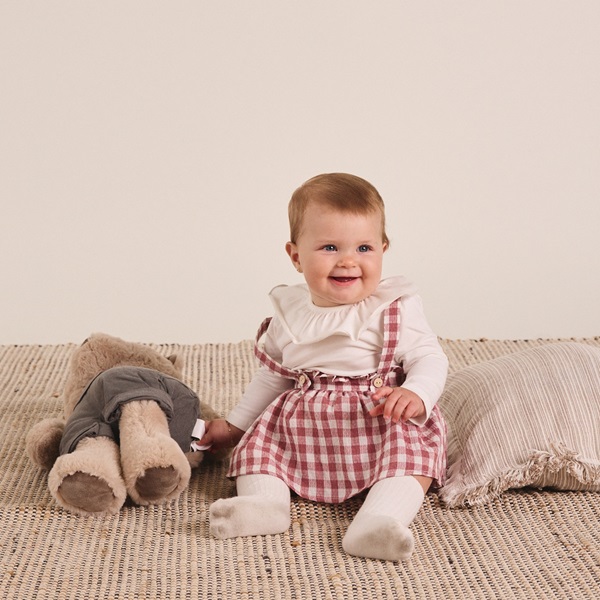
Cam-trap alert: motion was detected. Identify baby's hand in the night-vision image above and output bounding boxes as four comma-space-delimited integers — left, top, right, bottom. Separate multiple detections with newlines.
199, 419, 245, 451
369, 387, 426, 423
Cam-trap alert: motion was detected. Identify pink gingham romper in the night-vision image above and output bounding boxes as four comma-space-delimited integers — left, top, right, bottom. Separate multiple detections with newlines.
227, 299, 447, 503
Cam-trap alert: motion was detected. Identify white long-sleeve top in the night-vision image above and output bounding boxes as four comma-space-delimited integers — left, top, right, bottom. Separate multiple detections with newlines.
227, 276, 448, 431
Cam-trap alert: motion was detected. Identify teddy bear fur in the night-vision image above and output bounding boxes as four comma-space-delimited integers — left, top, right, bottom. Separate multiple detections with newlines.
26, 333, 221, 516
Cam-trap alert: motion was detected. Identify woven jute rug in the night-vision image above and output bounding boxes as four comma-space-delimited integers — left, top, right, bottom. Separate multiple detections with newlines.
1, 337, 599, 599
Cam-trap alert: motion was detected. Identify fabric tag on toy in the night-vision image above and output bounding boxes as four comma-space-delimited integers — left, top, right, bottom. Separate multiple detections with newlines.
190, 419, 212, 451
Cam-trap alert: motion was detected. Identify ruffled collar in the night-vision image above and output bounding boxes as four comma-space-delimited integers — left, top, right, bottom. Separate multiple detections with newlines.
269, 276, 416, 344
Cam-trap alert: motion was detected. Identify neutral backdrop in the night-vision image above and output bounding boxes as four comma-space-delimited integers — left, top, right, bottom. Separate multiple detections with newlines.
1, 1, 599, 344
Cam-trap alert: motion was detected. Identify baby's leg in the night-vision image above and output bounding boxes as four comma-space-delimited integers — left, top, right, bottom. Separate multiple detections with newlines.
342, 476, 426, 561
210, 474, 291, 539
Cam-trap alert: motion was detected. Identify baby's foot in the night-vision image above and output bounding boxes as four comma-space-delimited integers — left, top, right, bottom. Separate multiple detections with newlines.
342, 514, 415, 561
210, 496, 290, 539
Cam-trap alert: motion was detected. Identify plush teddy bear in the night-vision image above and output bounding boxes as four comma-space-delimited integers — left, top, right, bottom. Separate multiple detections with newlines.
26, 333, 221, 516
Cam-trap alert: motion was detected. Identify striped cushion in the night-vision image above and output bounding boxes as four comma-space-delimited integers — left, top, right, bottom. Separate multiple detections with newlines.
438, 342, 600, 507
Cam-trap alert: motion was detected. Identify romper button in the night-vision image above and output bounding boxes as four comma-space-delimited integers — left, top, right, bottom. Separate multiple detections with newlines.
373, 377, 384, 388
298, 374, 307, 385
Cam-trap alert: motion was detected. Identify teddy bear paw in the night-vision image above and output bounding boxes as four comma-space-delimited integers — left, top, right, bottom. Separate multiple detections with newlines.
119, 400, 192, 505
58, 472, 122, 514
26, 418, 65, 471
123, 443, 191, 506
48, 437, 127, 516
133, 466, 183, 503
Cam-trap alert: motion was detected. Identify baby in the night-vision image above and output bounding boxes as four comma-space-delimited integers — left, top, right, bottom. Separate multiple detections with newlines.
201, 173, 448, 561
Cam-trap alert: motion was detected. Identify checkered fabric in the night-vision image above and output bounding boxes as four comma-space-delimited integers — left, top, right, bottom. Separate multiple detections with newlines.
228, 300, 447, 503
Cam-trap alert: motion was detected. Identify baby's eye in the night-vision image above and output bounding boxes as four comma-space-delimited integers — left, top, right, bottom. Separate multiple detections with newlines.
358, 245, 372, 253
323, 244, 337, 252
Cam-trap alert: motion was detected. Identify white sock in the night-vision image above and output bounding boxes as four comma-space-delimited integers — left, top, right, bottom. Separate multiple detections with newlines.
210, 474, 291, 539
342, 476, 425, 561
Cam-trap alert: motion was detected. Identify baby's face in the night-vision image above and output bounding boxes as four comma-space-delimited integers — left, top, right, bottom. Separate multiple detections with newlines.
286, 203, 387, 307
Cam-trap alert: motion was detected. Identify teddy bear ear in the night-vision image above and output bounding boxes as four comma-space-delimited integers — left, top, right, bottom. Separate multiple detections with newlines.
167, 354, 184, 370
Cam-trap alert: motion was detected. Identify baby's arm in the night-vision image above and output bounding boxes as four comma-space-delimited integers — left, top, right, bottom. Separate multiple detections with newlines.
371, 295, 448, 425
199, 366, 293, 449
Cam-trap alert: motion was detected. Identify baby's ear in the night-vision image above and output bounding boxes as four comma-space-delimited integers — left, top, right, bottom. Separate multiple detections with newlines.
285, 242, 302, 272
167, 354, 184, 371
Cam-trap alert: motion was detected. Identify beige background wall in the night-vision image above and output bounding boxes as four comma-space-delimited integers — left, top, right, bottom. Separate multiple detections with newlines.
1, 1, 599, 344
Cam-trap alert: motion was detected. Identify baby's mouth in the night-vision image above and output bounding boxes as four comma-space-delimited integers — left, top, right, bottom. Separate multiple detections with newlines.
330, 277, 358, 283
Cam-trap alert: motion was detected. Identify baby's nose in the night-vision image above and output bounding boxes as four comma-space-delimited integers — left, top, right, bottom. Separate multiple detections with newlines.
336, 253, 356, 267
